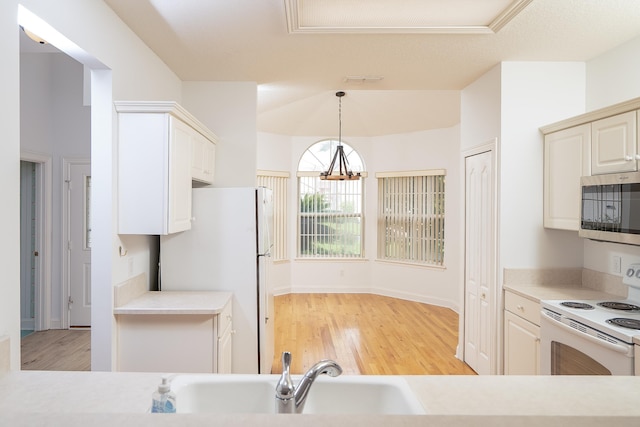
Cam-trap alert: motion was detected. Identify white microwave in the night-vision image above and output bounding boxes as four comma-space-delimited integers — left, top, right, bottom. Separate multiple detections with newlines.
580, 172, 640, 246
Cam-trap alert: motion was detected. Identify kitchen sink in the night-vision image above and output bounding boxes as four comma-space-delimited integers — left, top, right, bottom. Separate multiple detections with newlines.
170, 374, 426, 415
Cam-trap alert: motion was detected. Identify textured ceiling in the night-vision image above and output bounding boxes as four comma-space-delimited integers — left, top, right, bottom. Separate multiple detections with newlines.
84, 1, 640, 135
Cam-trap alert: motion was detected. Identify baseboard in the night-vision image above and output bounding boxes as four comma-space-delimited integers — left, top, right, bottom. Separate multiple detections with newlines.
273, 287, 459, 312
21, 318, 35, 331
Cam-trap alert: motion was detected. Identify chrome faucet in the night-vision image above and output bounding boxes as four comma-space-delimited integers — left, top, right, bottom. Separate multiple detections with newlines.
275, 351, 342, 414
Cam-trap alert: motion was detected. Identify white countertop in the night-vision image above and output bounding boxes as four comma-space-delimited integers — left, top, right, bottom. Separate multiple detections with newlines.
1, 371, 639, 426
503, 284, 621, 303
113, 291, 232, 315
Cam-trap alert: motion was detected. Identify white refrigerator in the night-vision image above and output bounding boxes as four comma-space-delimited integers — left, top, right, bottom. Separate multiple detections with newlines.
160, 187, 274, 374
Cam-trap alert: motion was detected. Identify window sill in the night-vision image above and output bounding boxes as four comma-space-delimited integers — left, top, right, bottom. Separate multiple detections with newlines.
375, 259, 446, 270
294, 257, 370, 262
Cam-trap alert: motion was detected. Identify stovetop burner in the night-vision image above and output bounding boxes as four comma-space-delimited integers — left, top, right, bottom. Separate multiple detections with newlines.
560, 301, 595, 310
597, 301, 640, 311
606, 318, 640, 330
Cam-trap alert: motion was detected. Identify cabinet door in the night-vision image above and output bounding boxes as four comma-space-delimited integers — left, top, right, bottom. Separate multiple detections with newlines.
543, 124, 590, 230
504, 311, 540, 375
191, 132, 215, 185
168, 117, 193, 233
217, 325, 233, 374
591, 111, 637, 174
117, 314, 215, 373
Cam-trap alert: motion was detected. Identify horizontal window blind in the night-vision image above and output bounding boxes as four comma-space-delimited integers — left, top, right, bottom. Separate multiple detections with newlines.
377, 172, 445, 266
257, 171, 289, 261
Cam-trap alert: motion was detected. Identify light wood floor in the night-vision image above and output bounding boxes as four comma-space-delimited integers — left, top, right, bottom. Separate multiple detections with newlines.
20, 294, 475, 375
272, 293, 476, 375
21, 329, 91, 371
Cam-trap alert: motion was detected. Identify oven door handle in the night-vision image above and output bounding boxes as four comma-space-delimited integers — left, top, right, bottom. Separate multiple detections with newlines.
543, 315, 630, 354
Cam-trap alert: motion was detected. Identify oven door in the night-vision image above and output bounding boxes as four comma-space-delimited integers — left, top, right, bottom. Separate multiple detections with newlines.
540, 311, 634, 375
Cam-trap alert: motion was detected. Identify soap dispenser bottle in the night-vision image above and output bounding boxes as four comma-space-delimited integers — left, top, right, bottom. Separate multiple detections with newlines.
151, 375, 176, 413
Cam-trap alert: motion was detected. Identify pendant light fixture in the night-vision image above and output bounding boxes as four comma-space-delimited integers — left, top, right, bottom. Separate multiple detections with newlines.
320, 91, 361, 181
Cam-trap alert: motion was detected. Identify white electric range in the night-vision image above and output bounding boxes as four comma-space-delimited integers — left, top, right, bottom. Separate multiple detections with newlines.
539, 263, 640, 375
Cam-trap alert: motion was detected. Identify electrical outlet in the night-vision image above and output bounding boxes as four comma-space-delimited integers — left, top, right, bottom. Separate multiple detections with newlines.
611, 255, 622, 275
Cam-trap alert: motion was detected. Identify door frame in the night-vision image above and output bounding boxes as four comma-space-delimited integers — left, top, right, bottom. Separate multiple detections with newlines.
459, 138, 500, 374
19, 151, 52, 332
62, 158, 91, 329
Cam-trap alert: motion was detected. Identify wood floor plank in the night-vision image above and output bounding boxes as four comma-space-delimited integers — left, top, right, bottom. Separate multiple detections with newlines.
272, 293, 477, 376
21, 330, 91, 371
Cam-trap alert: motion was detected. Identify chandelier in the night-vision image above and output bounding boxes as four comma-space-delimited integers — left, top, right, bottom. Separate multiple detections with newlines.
320, 91, 361, 181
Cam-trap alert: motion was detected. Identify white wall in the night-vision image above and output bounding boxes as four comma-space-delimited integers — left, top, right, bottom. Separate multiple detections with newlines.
587, 35, 640, 111
460, 64, 501, 153
16, 0, 183, 371
1, 0, 21, 369
500, 62, 586, 269
182, 82, 258, 188
21, 52, 90, 328
258, 124, 462, 309
369, 126, 461, 308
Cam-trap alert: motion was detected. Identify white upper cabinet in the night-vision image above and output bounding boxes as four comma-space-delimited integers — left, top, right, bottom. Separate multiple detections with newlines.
591, 111, 637, 175
116, 101, 217, 235
191, 130, 216, 184
541, 97, 640, 232
543, 124, 591, 230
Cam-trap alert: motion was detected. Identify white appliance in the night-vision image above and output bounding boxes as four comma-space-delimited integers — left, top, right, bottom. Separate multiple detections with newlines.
580, 171, 640, 246
160, 187, 274, 374
540, 262, 640, 375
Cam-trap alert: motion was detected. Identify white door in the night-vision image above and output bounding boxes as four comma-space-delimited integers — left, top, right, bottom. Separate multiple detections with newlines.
67, 162, 92, 327
464, 150, 495, 375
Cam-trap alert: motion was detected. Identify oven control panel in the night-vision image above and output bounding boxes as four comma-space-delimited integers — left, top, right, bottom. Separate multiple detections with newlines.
623, 262, 640, 288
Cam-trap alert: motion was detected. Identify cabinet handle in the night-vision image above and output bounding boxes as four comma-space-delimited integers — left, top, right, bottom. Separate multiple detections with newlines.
625, 155, 633, 161
516, 305, 524, 311
636, 154, 640, 160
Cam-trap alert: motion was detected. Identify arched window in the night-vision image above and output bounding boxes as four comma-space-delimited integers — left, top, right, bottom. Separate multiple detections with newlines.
297, 140, 365, 258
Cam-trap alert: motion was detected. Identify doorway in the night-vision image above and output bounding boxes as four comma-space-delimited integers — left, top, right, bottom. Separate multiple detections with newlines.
463, 142, 498, 375
64, 160, 92, 328
18, 5, 114, 370
19, 153, 52, 335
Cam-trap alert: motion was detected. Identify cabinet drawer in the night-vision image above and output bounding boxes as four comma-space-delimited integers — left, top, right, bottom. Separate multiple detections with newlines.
218, 300, 233, 334
504, 291, 540, 326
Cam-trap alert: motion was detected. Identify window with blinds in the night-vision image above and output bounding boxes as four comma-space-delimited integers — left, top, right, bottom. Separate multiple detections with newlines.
298, 174, 363, 258
297, 139, 365, 259
257, 171, 289, 261
377, 170, 445, 266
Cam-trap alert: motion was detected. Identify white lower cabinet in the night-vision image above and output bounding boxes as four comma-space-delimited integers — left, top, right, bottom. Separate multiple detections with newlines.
503, 291, 540, 375
116, 300, 232, 374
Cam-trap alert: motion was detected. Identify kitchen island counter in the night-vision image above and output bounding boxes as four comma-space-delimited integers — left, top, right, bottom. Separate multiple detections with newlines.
113, 291, 233, 315
0, 370, 638, 426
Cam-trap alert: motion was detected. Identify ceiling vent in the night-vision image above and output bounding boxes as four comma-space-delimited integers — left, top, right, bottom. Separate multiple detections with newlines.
343, 75, 384, 84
